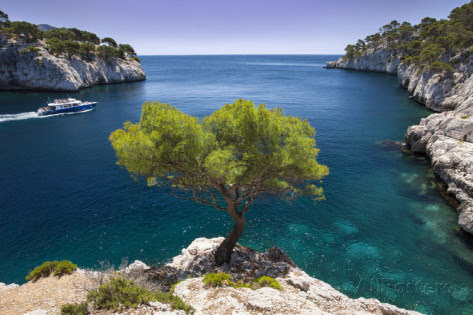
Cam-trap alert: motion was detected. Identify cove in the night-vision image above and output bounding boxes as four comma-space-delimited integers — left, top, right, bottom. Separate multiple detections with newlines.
1, 55, 472, 314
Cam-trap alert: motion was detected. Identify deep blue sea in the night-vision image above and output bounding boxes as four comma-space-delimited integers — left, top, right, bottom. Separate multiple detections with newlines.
1, 55, 473, 314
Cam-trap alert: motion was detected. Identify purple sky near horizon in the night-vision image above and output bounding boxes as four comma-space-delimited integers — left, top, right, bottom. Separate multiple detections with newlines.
1, 0, 469, 55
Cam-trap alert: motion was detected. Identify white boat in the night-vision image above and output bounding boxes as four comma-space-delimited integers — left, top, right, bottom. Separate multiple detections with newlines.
37, 98, 97, 116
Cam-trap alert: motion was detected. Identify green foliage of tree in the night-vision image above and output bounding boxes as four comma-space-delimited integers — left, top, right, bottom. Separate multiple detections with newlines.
69, 28, 100, 44
44, 28, 75, 41
110, 99, 328, 264
26, 260, 77, 281
20, 45, 39, 55
79, 42, 96, 60
44, 27, 101, 44
428, 61, 454, 73
0, 9, 9, 26
449, 1, 473, 31
6, 21, 42, 42
101, 36, 118, 48
97, 44, 118, 59
118, 43, 137, 59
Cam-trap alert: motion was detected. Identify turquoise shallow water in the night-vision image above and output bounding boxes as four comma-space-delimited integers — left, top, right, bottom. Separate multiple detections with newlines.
1, 55, 473, 314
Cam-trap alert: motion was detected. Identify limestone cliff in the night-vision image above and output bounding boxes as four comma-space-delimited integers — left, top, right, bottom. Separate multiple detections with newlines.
328, 49, 473, 234
0, 238, 421, 314
0, 35, 146, 91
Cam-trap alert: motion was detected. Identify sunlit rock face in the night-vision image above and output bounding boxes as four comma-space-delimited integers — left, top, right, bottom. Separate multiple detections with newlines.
0, 35, 146, 91
330, 47, 473, 234
129, 237, 421, 315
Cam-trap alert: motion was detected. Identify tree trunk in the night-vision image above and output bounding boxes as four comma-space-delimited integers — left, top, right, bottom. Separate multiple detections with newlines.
214, 218, 246, 265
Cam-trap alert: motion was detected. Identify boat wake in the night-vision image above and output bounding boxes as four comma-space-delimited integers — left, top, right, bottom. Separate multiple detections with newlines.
0, 108, 94, 123
0, 112, 39, 123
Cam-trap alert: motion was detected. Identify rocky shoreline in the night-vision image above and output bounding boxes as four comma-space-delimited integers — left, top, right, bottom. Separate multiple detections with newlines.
326, 46, 473, 234
0, 238, 420, 314
0, 35, 146, 91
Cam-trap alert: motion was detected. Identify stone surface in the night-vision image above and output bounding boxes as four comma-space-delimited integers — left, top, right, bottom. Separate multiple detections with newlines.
0, 35, 145, 91
0, 238, 422, 314
329, 46, 473, 234
169, 238, 421, 315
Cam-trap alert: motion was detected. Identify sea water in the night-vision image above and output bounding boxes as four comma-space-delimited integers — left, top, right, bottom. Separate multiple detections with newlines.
1, 55, 472, 314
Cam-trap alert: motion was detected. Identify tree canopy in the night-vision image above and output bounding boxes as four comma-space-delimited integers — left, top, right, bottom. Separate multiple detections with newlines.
110, 100, 329, 263
101, 37, 118, 48
0, 10, 9, 26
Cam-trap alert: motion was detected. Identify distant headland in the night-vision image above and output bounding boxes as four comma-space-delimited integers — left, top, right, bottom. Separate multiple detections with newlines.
326, 1, 473, 235
0, 10, 146, 91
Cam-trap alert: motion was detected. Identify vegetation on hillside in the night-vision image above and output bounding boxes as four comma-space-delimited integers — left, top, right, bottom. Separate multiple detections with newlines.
60, 276, 194, 314
0, 9, 139, 63
343, 1, 473, 73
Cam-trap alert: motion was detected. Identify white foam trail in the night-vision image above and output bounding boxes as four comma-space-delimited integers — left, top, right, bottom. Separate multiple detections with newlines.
0, 108, 95, 123
0, 112, 39, 123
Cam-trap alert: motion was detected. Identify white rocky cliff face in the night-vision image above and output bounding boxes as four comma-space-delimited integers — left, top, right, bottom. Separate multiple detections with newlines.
1, 238, 422, 314
329, 49, 473, 234
167, 238, 421, 315
0, 36, 146, 91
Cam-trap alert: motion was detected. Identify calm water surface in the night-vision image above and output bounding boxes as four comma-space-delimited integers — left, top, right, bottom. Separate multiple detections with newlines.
1, 55, 473, 314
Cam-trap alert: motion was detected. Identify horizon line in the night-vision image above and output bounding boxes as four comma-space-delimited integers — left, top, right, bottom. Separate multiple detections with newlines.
138, 53, 345, 56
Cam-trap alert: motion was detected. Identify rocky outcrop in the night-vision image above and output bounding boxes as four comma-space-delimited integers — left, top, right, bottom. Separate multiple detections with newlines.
168, 238, 421, 314
334, 45, 402, 74
328, 49, 473, 234
0, 36, 145, 91
1, 238, 421, 314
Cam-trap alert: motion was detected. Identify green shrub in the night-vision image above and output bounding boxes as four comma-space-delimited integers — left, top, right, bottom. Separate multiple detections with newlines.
87, 276, 156, 311
132, 56, 140, 63
461, 115, 469, 119
170, 280, 182, 295
418, 64, 426, 73
60, 302, 89, 315
25, 260, 77, 281
54, 260, 78, 276
202, 273, 281, 291
429, 61, 455, 73
253, 276, 282, 290
203, 272, 231, 287
20, 45, 39, 55
168, 294, 194, 314
87, 277, 194, 314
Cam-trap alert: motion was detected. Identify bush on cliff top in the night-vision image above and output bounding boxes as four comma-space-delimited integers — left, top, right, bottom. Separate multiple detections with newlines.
203, 272, 282, 290
60, 302, 89, 315
86, 276, 194, 313
87, 276, 157, 311
26, 260, 77, 281
20, 45, 39, 55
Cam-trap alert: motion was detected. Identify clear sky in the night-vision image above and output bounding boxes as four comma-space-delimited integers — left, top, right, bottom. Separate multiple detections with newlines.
1, 0, 470, 55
